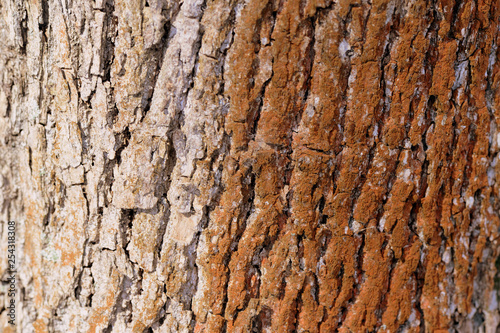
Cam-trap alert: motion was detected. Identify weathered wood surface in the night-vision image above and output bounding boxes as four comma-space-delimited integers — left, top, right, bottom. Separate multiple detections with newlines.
1, 0, 500, 331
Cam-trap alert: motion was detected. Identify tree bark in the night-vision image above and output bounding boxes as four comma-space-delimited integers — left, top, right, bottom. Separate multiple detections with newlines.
1, 0, 500, 332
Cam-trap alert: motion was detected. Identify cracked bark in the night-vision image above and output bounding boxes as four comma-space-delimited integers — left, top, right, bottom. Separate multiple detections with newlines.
1, 0, 500, 332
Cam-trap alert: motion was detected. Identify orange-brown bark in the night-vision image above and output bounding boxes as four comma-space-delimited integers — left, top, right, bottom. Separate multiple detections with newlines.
1, 0, 500, 332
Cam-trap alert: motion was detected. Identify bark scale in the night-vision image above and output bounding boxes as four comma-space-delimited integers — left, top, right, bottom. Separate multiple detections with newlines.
1, 0, 500, 332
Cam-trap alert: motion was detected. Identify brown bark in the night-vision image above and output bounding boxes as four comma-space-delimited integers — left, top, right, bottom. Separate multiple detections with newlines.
1, 0, 500, 332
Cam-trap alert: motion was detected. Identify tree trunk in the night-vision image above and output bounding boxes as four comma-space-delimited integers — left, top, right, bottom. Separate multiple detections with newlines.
1, 0, 500, 332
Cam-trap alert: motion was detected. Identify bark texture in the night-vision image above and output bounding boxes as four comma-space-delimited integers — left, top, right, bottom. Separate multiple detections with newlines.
1, 0, 500, 332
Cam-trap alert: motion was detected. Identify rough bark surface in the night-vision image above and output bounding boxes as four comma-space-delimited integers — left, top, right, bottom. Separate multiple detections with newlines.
1, 0, 500, 332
